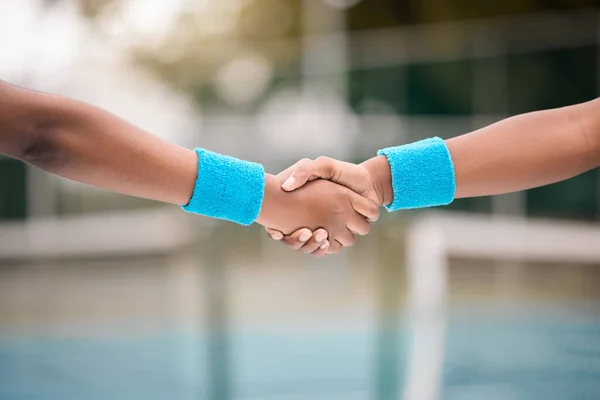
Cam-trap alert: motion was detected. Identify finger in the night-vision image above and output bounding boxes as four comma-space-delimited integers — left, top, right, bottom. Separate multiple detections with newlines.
281, 228, 314, 251
311, 240, 330, 257
276, 158, 312, 179
335, 229, 356, 248
346, 213, 371, 236
297, 229, 329, 254
349, 192, 380, 222
326, 240, 343, 254
265, 227, 284, 241
281, 156, 343, 191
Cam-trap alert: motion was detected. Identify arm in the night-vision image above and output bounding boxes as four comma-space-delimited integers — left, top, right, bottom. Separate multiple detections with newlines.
272, 98, 600, 249
0, 81, 378, 253
448, 98, 600, 198
0, 80, 197, 205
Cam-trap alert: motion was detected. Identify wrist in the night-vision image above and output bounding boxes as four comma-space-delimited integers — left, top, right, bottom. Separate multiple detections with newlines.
361, 156, 393, 206
256, 174, 284, 227
377, 138, 456, 211
182, 149, 265, 225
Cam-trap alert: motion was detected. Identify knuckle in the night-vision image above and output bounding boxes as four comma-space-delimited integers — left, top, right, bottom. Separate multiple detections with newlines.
294, 165, 307, 175
315, 156, 333, 171
283, 238, 301, 250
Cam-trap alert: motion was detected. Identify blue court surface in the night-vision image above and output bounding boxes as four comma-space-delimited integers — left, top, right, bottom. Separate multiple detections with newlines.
1, 312, 599, 400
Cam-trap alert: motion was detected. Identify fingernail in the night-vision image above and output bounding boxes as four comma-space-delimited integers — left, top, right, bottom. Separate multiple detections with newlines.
282, 177, 295, 190
315, 232, 327, 243
299, 232, 311, 242
271, 232, 283, 240
320, 241, 329, 250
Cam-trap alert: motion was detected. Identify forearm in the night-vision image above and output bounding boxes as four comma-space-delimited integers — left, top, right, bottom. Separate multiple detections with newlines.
364, 99, 600, 204
448, 98, 600, 198
0, 82, 196, 205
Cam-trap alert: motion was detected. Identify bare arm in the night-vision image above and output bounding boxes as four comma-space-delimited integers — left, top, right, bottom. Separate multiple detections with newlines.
0, 80, 197, 205
346, 99, 600, 203
357, 99, 600, 203
447, 98, 600, 198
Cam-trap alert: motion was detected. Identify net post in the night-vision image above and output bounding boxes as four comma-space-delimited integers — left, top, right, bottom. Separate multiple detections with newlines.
402, 217, 448, 400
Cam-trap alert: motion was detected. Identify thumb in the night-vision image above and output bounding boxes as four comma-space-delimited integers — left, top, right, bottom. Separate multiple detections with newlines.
281, 168, 310, 191
281, 157, 336, 192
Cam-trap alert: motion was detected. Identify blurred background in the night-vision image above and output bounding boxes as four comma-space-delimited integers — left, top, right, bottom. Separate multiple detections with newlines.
1, 0, 599, 399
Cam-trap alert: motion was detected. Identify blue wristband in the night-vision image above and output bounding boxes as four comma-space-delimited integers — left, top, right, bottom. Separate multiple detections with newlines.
377, 137, 456, 211
182, 149, 265, 225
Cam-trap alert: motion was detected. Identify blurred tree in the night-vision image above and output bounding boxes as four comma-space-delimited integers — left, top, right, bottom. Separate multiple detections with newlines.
77, 0, 119, 19
70, 0, 598, 110
129, 0, 304, 108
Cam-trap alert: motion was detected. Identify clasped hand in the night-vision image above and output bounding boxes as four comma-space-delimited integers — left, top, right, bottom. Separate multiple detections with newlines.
255, 156, 392, 256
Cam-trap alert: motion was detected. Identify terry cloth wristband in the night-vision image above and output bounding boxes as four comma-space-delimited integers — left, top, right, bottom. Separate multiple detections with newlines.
377, 137, 456, 211
182, 149, 265, 226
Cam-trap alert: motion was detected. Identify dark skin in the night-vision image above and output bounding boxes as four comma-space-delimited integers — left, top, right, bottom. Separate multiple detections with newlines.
0, 81, 379, 254
0, 81, 198, 205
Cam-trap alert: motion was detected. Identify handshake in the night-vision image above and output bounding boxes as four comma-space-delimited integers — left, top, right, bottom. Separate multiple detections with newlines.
256, 155, 393, 257
185, 138, 456, 250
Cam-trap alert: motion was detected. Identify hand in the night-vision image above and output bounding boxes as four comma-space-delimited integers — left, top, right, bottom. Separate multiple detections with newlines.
281, 156, 392, 206
256, 172, 379, 255
265, 156, 393, 254
265, 159, 335, 256
265, 226, 331, 256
